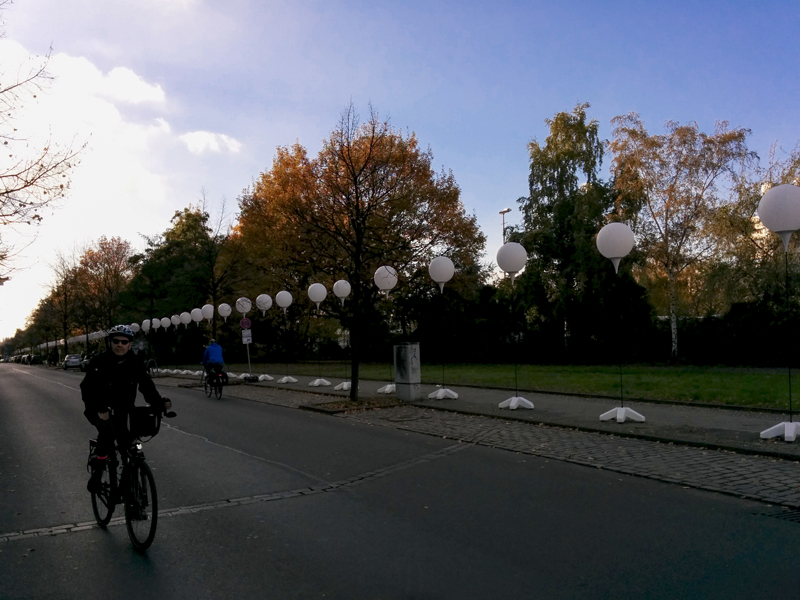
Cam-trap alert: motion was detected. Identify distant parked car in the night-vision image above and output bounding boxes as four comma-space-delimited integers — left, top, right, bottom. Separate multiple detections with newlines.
63, 354, 82, 370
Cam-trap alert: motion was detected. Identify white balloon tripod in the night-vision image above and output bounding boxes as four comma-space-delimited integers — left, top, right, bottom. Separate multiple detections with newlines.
275, 291, 298, 383
375, 266, 398, 394
496, 242, 533, 410
428, 256, 458, 399
332, 280, 353, 391
596, 222, 645, 424
307, 283, 331, 387
757, 184, 800, 442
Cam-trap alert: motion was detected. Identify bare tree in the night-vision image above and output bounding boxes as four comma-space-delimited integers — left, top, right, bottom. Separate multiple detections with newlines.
0, 0, 84, 276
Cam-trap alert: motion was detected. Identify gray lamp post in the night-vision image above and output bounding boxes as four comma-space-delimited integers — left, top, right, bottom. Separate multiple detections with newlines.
596, 222, 645, 424
758, 184, 800, 442
499, 208, 511, 243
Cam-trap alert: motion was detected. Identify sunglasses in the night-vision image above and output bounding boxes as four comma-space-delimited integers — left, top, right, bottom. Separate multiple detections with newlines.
111, 338, 131, 345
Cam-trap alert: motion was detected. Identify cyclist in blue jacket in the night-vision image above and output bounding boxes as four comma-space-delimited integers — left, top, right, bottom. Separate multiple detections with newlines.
202, 339, 225, 379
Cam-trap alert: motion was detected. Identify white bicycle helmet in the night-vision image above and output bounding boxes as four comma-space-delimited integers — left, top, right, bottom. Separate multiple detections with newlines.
108, 324, 135, 339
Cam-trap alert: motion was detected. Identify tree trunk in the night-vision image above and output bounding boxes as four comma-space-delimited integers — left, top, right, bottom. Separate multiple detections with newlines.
668, 270, 679, 360
349, 289, 360, 402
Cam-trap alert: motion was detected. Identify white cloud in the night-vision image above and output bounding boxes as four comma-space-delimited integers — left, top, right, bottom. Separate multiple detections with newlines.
180, 131, 243, 155
0, 40, 243, 339
101, 67, 165, 104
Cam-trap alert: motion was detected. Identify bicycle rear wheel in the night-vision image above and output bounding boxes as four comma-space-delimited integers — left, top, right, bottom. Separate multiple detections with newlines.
90, 459, 115, 527
214, 382, 222, 399
125, 461, 158, 551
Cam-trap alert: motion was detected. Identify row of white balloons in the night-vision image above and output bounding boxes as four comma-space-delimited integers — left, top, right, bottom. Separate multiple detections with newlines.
135, 184, 800, 332
126, 259, 458, 334
497, 184, 800, 277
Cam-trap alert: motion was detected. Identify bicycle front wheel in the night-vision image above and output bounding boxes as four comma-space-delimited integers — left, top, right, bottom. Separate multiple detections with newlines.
203, 375, 211, 397
91, 460, 115, 527
125, 461, 158, 551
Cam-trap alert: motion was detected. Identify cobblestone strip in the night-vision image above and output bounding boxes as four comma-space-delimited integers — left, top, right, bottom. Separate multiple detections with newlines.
341, 407, 800, 507
0, 442, 467, 544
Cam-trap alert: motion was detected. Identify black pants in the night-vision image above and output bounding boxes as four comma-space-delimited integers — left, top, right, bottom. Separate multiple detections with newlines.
89, 410, 132, 458
205, 363, 224, 377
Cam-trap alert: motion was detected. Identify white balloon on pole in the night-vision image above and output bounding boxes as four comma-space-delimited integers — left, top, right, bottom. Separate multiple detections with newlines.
218, 303, 232, 322
308, 283, 327, 309
496, 242, 527, 284
256, 294, 272, 315
429, 256, 455, 293
171, 315, 180, 327
596, 222, 635, 274
130, 323, 140, 333
276, 291, 293, 314
758, 184, 800, 250
374, 266, 398, 296
142, 320, 151, 333
159, 317, 169, 329
201, 304, 214, 323
151, 318, 161, 331
235, 297, 252, 316
191, 308, 203, 325
333, 280, 351, 306
180, 312, 192, 327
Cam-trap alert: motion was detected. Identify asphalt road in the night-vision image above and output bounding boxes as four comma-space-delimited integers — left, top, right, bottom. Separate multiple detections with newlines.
2, 363, 800, 600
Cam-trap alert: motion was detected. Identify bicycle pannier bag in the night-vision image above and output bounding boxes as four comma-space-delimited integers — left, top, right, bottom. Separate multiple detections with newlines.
129, 406, 158, 438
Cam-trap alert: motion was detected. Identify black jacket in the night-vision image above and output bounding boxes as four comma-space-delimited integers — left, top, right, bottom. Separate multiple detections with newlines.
80, 350, 163, 421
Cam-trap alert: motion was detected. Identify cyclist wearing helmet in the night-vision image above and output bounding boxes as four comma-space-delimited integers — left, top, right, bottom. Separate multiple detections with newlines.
81, 324, 172, 493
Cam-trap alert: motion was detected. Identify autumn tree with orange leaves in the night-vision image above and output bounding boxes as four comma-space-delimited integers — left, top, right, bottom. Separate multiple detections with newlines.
237, 104, 485, 400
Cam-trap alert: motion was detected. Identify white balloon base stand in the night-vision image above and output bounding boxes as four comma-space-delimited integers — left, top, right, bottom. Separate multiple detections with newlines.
499, 397, 533, 410
760, 421, 800, 442
334, 381, 351, 391
309, 378, 331, 387
599, 407, 646, 423
377, 383, 396, 394
429, 387, 458, 399
258, 374, 273, 382
278, 376, 298, 384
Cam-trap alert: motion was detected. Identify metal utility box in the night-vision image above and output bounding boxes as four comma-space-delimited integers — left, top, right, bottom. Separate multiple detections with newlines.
394, 342, 421, 401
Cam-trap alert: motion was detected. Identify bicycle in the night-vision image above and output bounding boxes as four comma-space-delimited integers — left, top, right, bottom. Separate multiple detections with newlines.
88, 404, 176, 551
202, 364, 225, 399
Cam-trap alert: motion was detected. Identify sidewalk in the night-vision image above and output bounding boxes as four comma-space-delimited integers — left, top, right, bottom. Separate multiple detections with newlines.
156, 371, 800, 461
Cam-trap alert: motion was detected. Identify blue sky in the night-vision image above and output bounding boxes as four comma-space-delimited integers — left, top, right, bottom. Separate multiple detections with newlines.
1, 0, 799, 338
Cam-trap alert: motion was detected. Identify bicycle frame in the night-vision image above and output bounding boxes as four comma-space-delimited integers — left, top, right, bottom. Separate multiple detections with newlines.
89, 406, 175, 551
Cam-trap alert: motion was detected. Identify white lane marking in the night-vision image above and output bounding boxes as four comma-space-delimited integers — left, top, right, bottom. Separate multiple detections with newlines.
0, 443, 468, 543
12, 368, 80, 392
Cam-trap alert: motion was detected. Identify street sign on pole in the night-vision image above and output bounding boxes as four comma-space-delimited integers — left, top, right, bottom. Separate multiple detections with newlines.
240, 318, 251, 330
242, 330, 252, 344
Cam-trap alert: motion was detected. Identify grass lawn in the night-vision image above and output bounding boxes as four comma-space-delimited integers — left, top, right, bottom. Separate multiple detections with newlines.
169, 360, 793, 410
